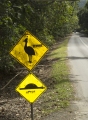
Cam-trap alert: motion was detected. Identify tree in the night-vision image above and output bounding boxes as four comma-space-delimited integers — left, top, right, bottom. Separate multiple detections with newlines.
78, 1, 88, 31
0, 0, 79, 73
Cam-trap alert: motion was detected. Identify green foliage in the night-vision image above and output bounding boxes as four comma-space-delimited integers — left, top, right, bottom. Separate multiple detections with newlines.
78, 1, 88, 31
0, 0, 78, 73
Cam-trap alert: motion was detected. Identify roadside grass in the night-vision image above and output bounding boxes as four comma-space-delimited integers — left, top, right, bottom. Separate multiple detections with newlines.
51, 39, 73, 107
40, 37, 74, 115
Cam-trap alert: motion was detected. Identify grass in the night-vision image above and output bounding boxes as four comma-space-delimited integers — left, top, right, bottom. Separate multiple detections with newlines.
34, 37, 74, 118
39, 37, 74, 115
51, 39, 73, 107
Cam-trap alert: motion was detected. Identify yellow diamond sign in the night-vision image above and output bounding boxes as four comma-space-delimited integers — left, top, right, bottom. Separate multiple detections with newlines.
10, 30, 48, 71
16, 73, 47, 103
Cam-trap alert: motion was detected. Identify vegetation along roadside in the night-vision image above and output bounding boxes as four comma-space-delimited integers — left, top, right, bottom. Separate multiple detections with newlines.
32, 35, 74, 119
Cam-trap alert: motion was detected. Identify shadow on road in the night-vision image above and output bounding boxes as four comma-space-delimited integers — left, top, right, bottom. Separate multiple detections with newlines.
58, 56, 88, 61
67, 56, 88, 60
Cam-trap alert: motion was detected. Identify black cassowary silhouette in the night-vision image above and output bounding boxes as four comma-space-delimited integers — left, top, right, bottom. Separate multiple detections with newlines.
23, 37, 35, 63
23, 36, 42, 63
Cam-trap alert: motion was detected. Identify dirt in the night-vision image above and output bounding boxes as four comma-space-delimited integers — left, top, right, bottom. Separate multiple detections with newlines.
0, 41, 76, 120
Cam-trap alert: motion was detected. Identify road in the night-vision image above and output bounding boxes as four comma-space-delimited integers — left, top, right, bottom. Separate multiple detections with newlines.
68, 32, 88, 120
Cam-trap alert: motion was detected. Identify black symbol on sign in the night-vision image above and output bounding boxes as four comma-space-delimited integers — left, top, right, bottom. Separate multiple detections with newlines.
24, 38, 35, 63
19, 83, 45, 90
23, 36, 42, 63
26, 91, 35, 94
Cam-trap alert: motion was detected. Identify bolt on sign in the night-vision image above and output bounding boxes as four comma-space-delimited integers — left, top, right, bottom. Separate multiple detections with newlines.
10, 30, 48, 71
16, 73, 47, 103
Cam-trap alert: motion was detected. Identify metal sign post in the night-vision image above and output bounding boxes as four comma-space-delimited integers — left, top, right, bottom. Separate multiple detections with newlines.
15, 73, 47, 120
31, 103, 34, 120
9, 30, 49, 120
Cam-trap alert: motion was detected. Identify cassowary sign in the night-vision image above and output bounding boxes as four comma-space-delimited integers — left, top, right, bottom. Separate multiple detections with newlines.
9, 30, 48, 71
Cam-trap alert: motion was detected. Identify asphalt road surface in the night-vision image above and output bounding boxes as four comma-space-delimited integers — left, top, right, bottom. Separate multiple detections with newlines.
68, 32, 88, 120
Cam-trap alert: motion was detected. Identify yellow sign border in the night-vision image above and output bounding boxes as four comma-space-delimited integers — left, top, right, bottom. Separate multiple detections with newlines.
15, 73, 47, 103
9, 30, 49, 71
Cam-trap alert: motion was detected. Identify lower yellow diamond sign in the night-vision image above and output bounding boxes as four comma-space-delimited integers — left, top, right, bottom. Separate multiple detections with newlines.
16, 73, 47, 103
